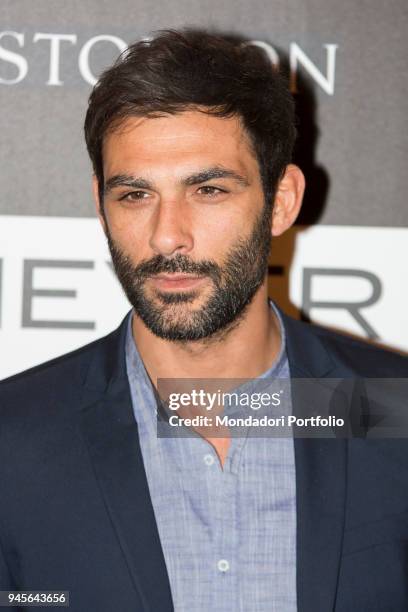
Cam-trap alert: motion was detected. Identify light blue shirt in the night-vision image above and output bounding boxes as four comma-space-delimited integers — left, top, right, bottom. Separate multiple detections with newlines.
125, 302, 297, 611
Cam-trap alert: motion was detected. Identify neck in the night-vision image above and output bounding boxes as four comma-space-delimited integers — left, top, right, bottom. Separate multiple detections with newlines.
131, 282, 282, 386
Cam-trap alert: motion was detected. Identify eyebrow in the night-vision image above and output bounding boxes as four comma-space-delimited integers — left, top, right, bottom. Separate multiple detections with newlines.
104, 175, 153, 194
103, 166, 250, 195
183, 167, 250, 187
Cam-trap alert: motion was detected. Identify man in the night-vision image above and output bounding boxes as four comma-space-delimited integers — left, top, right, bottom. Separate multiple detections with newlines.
0, 29, 407, 612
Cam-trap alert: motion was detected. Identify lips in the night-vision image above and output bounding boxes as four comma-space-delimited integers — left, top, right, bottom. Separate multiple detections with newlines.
150, 273, 205, 290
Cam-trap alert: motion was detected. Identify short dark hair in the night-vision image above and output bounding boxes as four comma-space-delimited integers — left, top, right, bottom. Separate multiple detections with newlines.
84, 29, 296, 208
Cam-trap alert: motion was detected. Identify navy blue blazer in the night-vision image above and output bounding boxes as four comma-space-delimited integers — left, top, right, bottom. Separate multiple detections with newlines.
1, 310, 408, 611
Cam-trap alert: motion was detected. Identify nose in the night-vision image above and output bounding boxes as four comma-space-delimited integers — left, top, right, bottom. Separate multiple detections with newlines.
149, 200, 194, 256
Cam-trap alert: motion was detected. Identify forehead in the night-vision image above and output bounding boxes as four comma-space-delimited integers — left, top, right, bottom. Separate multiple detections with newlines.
102, 110, 258, 176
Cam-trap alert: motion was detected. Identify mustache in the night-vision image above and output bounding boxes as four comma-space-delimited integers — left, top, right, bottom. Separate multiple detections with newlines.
133, 253, 222, 281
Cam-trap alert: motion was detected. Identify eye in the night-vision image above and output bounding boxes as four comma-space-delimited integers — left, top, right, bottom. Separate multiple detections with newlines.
197, 185, 226, 197
119, 190, 150, 202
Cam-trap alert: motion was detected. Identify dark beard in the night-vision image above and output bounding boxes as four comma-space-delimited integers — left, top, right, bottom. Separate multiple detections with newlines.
106, 204, 272, 342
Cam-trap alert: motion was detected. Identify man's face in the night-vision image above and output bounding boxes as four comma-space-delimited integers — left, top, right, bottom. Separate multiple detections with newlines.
98, 110, 272, 341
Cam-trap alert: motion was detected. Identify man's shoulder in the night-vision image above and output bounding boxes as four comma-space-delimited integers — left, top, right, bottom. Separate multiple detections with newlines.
315, 321, 407, 374
0, 323, 123, 417
281, 313, 408, 377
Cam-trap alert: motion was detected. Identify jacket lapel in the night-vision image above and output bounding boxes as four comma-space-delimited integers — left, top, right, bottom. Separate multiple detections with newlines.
281, 311, 348, 612
78, 315, 174, 612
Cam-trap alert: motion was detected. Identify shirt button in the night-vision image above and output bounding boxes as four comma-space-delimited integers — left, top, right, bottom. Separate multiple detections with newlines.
203, 454, 215, 466
217, 559, 230, 572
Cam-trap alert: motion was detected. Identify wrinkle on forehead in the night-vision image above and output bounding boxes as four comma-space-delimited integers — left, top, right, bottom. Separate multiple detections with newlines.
104, 110, 248, 148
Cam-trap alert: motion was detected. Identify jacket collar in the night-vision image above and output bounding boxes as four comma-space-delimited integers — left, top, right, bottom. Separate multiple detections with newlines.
82, 311, 131, 395
278, 307, 336, 378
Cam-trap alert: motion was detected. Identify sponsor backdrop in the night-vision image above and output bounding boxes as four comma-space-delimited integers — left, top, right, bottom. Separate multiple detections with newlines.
0, 0, 407, 378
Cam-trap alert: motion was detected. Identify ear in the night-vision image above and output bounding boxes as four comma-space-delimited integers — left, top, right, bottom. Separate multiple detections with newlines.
271, 164, 305, 237
92, 175, 107, 235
